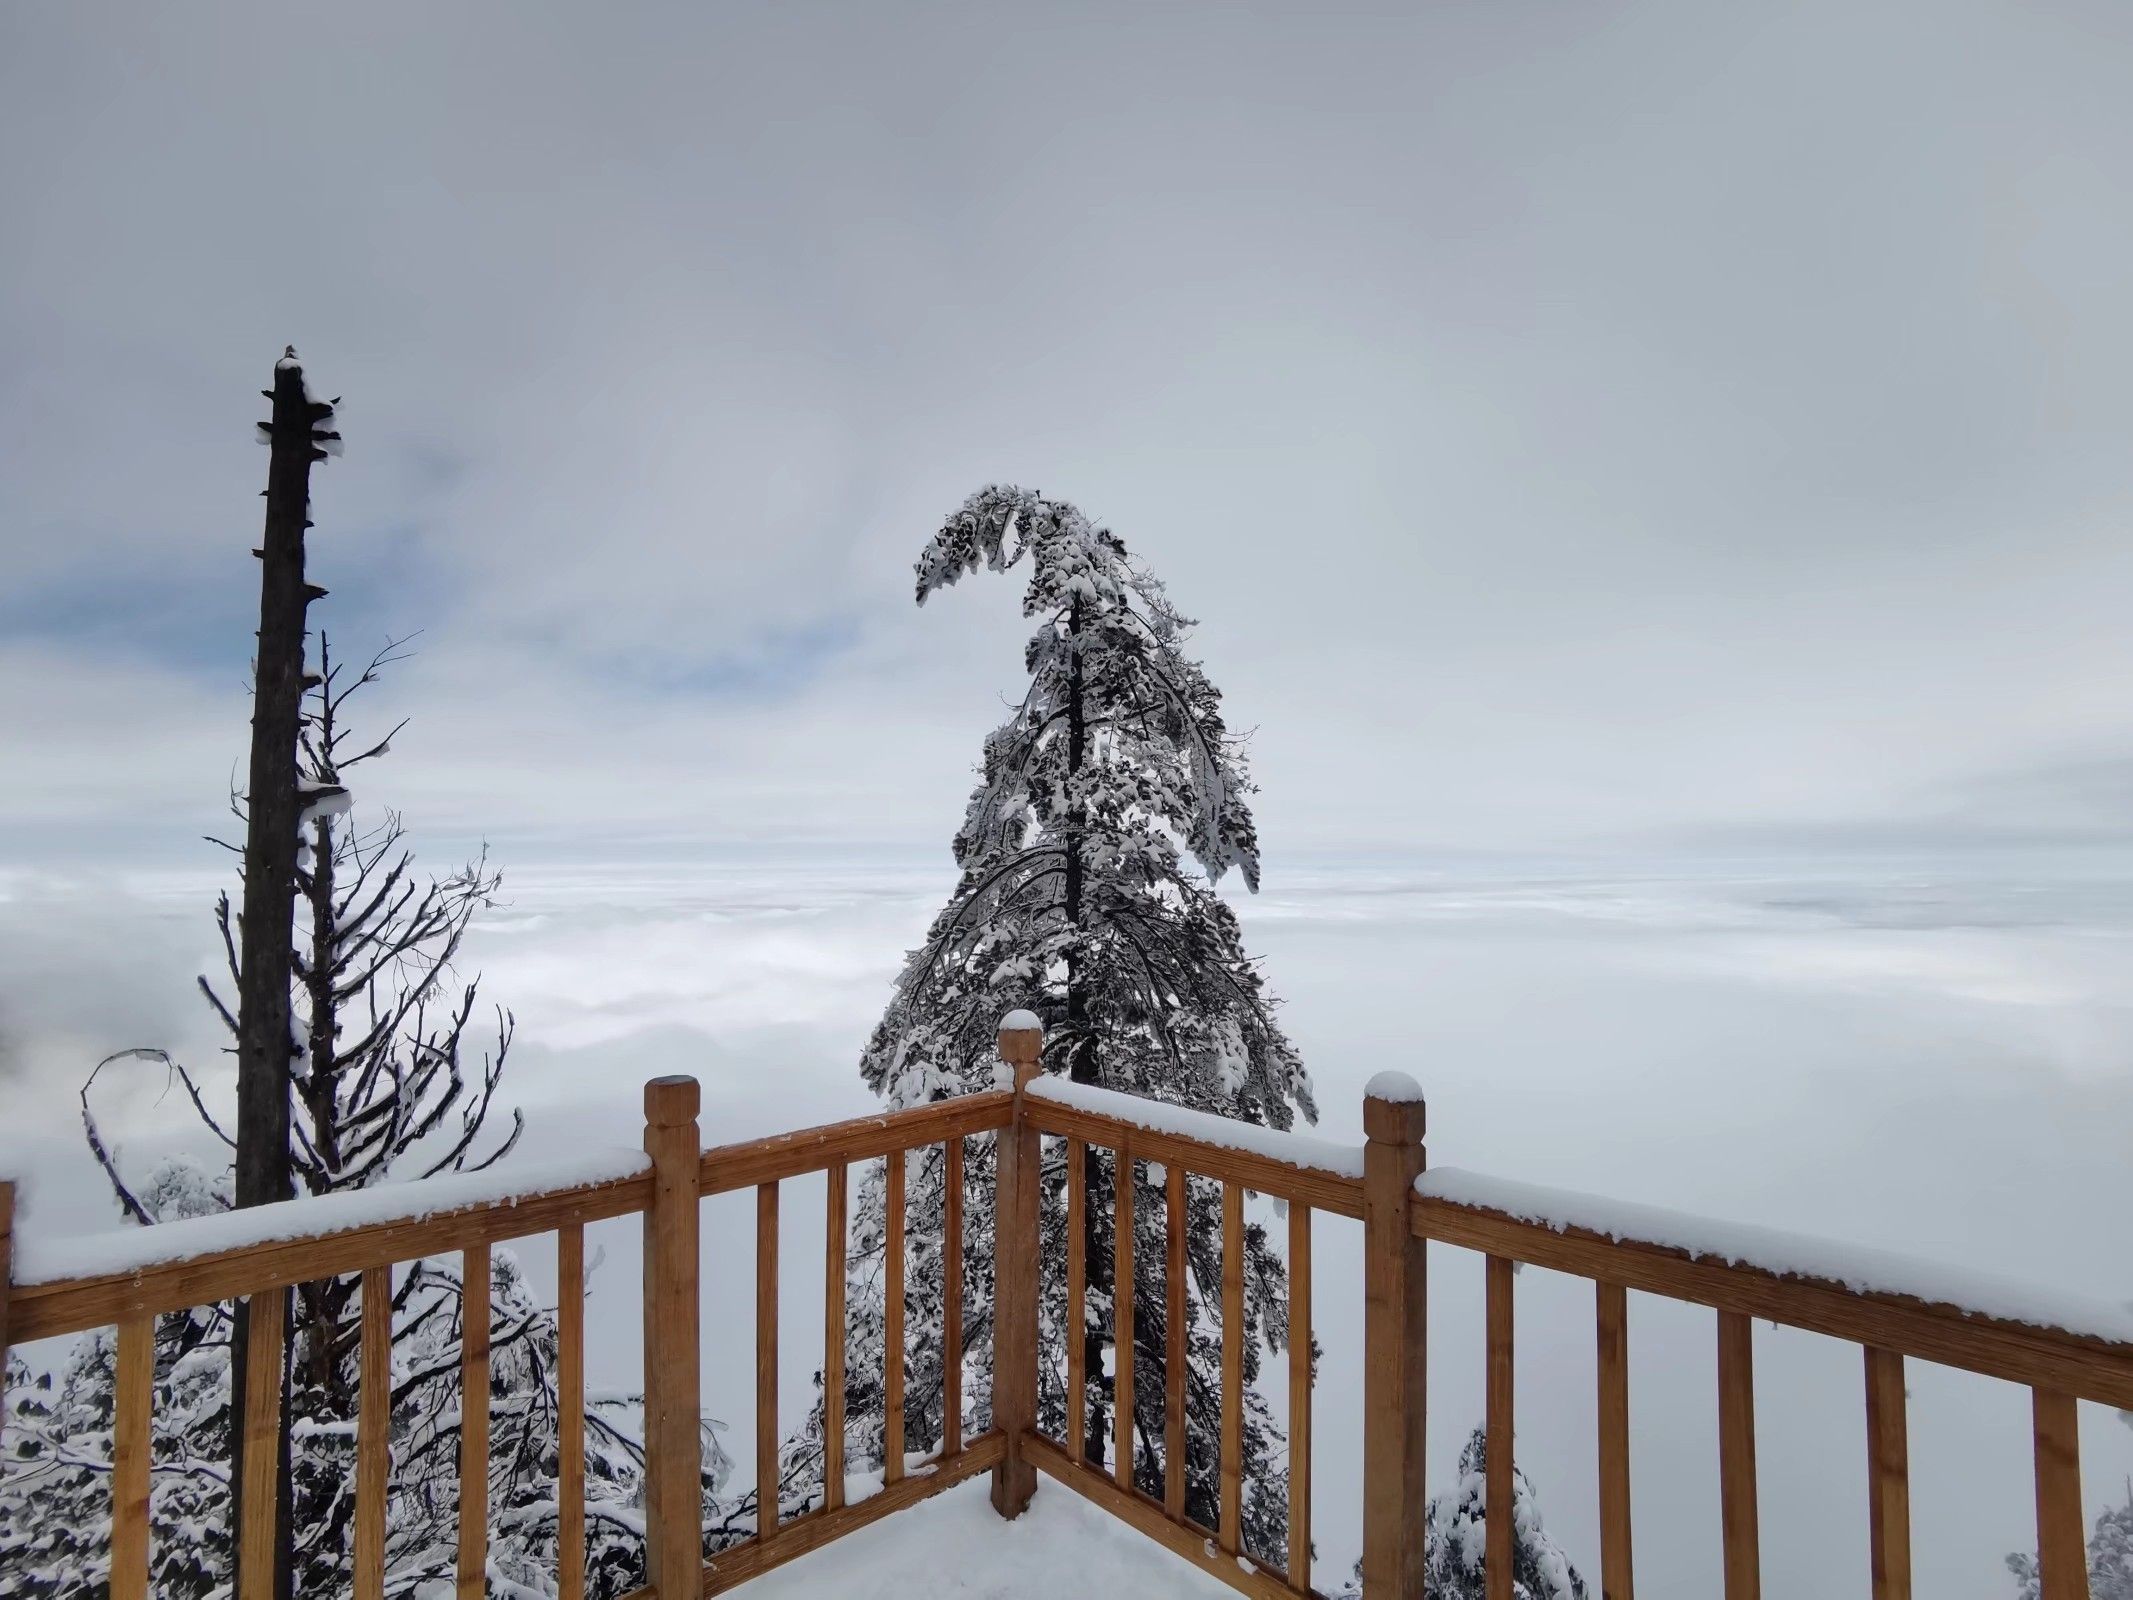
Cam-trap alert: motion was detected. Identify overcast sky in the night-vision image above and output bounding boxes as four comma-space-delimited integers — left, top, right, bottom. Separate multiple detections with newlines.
4, 1, 2131, 874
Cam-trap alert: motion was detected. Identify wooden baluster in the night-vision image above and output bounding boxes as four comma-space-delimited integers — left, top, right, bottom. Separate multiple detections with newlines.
1361, 1077, 1427, 1599
235, 1286, 285, 1600
643, 1075, 704, 1600
1486, 1256, 1515, 1600
989, 1015, 1042, 1519
885, 1147, 906, 1486
1165, 1164, 1187, 1522
1067, 1136, 1087, 1466
2033, 1389, 2089, 1600
1717, 1311, 1760, 1600
1115, 1144, 1136, 1492
1596, 1281, 1634, 1600
824, 1161, 848, 1513
557, 1230, 586, 1600
1863, 1347, 1910, 1600
355, 1265, 391, 1600
1220, 1179, 1244, 1555
1287, 1201, 1312, 1594
758, 1181, 781, 1533
110, 1314, 152, 1600
459, 1243, 491, 1599
944, 1136, 964, 1459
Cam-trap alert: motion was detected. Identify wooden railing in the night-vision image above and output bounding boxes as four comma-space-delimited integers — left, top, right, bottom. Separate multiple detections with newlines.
1016, 1072, 1364, 1599
4, 1019, 2131, 1599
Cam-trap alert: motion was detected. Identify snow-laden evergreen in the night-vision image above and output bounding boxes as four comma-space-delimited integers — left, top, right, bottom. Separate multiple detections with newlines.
2009, 1481, 2133, 1599
783, 486, 1314, 1562
1333, 1426, 1589, 1600
0, 641, 693, 1598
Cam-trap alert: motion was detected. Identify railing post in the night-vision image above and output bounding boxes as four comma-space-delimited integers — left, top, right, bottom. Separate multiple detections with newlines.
990, 1011, 1043, 1519
643, 1075, 704, 1600
1361, 1072, 1427, 1599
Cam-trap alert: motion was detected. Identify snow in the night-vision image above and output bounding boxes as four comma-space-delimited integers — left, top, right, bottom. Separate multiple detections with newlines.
13, 1147, 649, 1286
298, 784, 352, 827
1364, 1068, 1424, 1103
1026, 1077, 1362, 1180
998, 1009, 1042, 1033
725, 1477, 1234, 1599
1418, 1167, 2133, 1347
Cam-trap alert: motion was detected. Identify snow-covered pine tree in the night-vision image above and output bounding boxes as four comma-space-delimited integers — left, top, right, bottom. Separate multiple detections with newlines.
0, 639, 693, 1598
1333, 1426, 1590, 1600
781, 485, 1315, 1561
2008, 1480, 2133, 1599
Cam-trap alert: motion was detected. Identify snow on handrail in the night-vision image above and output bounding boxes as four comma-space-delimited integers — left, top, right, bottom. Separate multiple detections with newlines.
12, 1147, 649, 1289
1418, 1166, 2133, 1350
1025, 1076, 1363, 1181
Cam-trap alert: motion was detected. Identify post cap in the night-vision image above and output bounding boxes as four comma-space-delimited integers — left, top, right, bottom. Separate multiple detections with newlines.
644, 1074, 701, 1125
1363, 1072, 1426, 1144
997, 1011, 1043, 1078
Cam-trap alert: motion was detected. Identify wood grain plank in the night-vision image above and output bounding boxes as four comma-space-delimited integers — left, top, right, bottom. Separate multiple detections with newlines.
758, 1182, 780, 1533
1221, 1179, 1244, 1555
458, 1243, 491, 1599
2032, 1389, 2089, 1600
1717, 1311, 1760, 1600
1596, 1281, 1633, 1600
1287, 1201, 1312, 1595
15, 1173, 648, 1344
1166, 1162, 1188, 1522
1068, 1136, 1087, 1466
1027, 1434, 1306, 1600
824, 1162, 847, 1514
355, 1265, 391, 1600
642, 1076, 703, 1600
1413, 1197, 2133, 1412
1361, 1092, 1427, 1597
701, 1433, 1004, 1595
557, 1230, 586, 1600
885, 1148, 905, 1486
699, 1093, 1013, 1196
110, 1314, 152, 1600
1863, 1346, 1909, 1600
989, 1024, 1042, 1518
943, 1137, 964, 1459
1115, 1143, 1136, 1491
1486, 1255, 1514, 1600
235, 1287, 284, 1600
1026, 1098, 1363, 1220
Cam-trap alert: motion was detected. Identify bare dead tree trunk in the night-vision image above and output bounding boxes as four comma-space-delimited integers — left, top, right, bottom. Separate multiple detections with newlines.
231, 348, 337, 1600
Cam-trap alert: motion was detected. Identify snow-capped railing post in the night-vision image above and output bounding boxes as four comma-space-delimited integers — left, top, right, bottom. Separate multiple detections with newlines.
643, 1075, 705, 1600
990, 1011, 1044, 1521
1361, 1072, 1427, 1598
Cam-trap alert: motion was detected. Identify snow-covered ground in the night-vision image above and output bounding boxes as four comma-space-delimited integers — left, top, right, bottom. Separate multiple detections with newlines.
5, 848, 2133, 1597
732, 1477, 1232, 1598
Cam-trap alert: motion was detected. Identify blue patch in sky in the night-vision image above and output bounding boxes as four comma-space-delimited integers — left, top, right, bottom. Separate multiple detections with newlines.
581, 613, 865, 700
1, 522, 454, 680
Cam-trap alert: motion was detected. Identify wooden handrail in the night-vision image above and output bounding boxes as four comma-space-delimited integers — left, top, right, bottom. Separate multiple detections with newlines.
11, 1171, 649, 1343
1024, 1095, 1364, 1219
1412, 1193, 2133, 1410
698, 1092, 1013, 1195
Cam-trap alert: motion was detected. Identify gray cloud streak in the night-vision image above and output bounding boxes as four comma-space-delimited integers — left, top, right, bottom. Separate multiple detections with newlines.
2, 1, 2130, 867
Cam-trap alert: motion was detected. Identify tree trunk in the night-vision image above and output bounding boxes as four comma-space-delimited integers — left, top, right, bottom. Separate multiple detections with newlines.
1060, 591, 1112, 1453
231, 351, 328, 1600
